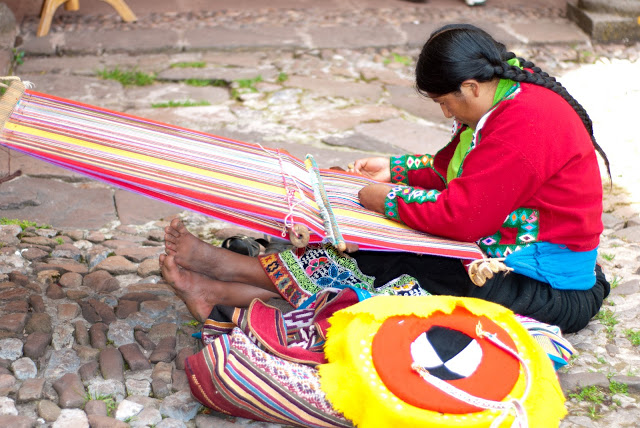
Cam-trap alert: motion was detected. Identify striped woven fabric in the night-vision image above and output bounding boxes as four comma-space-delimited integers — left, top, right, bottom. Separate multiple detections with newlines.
185, 327, 352, 428
0, 79, 483, 260
515, 314, 576, 370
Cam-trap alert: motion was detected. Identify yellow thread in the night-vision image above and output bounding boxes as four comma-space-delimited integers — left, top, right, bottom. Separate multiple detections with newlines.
6, 122, 290, 197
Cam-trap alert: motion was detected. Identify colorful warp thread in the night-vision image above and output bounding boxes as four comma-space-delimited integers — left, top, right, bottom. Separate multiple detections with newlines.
0, 80, 483, 259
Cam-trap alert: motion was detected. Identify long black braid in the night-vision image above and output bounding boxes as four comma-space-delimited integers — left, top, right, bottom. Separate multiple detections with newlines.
415, 24, 611, 180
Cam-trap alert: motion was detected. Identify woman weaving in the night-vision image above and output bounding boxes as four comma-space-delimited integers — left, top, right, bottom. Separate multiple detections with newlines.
161, 23, 610, 334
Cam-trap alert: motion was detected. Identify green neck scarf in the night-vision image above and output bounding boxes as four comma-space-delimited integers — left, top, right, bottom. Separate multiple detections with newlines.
446, 58, 521, 183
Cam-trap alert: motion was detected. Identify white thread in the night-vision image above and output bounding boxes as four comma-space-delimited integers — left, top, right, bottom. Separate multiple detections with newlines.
256, 143, 307, 237
0, 76, 22, 89
411, 322, 531, 428
0, 76, 34, 89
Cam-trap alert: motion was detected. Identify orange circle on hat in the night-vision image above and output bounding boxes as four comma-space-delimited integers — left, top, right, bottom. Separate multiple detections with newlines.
371, 307, 520, 414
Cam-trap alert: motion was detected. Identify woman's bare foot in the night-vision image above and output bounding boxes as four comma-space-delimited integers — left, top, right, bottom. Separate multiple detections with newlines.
165, 218, 213, 265
159, 253, 219, 322
160, 253, 280, 321
164, 218, 278, 290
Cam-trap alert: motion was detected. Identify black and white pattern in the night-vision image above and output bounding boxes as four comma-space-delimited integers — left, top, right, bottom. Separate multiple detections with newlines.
410, 326, 483, 380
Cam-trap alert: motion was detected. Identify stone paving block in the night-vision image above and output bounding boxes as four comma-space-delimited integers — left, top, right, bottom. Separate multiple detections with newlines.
323, 133, 398, 155
89, 322, 109, 351
126, 311, 155, 330
83, 270, 120, 294
88, 299, 117, 325
0, 300, 29, 314
111, 245, 162, 264
125, 377, 152, 397
59, 272, 83, 288
43, 348, 82, 380
134, 330, 156, 351
53, 373, 86, 408
37, 399, 61, 422
116, 299, 140, 319
558, 371, 610, 392
79, 361, 100, 381
131, 406, 163, 427
28, 295, 45, 313
115, 398, 144, 421
0, 312, 27, 334
175, 348, 194, 371
16, 377, 44, 402
0, 176, 117, 230
0, 414, 37, 428
73, 321, 90, 346
138, 258, 161, 277
201, 51, 267, 68
87, 378, 126, 402
0, 287, 30, 302
284, 75, 383, 101
84, 399, 108, 417
148, 322, 178, 343
52, 408, 89, 428
99, 348, 125, 382
502, 21, 590, 45
119, 342, 152, 371
0, 338, 23, 360
308, 23, 404, 49
64, 29, 181, 55
140, 300, 172, 318
23, 332, 51, 360
88, 415, 130, 428
151, 378, 171, 399
387, 84, 451, 125
354, 117, 450, 155
93, 255, 138, 275
152, 362, 173, 384
107, 320, 136, 347
46, 283, 65, 299
125, 82, 230, 110
283, 104, 399, 133
183, 26, 304, 50
171, 369, 189, 392
10, 357, 37, 380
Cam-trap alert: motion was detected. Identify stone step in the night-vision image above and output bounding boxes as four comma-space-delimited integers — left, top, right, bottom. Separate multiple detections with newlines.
578, 0, 640, 17
568, 2, 640, 42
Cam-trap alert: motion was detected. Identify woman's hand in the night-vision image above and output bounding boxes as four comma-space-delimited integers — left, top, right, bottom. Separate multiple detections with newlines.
358, 184, 394, 214
348, 157, 391, 182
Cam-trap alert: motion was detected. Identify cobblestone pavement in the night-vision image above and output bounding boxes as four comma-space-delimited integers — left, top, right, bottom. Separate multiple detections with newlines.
1, 2, 640, 427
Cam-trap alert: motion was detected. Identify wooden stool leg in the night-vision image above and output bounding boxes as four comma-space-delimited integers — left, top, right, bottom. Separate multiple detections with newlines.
100, 0, 137, 22
64, 0, 80, 11
37, 0, 69, 37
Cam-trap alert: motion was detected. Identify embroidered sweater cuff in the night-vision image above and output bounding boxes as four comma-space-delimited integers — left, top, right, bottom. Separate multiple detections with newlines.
384, 186, 405, 223
384, 185, 443, 223
390, 154, 435, 185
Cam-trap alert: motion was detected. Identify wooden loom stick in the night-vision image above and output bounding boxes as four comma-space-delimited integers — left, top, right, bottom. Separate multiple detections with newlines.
304, 154, 346, 252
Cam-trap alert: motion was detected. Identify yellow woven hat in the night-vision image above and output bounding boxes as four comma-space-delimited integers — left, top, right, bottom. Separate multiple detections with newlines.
318, 295, 567, 428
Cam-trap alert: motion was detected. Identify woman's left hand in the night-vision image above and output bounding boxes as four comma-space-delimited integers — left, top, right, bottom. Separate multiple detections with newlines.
358, 184, 393, 214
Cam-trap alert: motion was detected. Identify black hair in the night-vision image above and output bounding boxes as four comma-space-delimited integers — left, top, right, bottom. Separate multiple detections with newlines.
415, 23, 611, 180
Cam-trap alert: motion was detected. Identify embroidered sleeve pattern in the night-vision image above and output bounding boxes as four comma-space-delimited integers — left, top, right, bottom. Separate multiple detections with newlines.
479, 208, 540, 257
384, 185, 441, 223
390, 154, 435, 185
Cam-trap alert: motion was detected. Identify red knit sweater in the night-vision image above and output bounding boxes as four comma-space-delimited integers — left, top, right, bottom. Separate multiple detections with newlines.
385, 82, 603, 253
